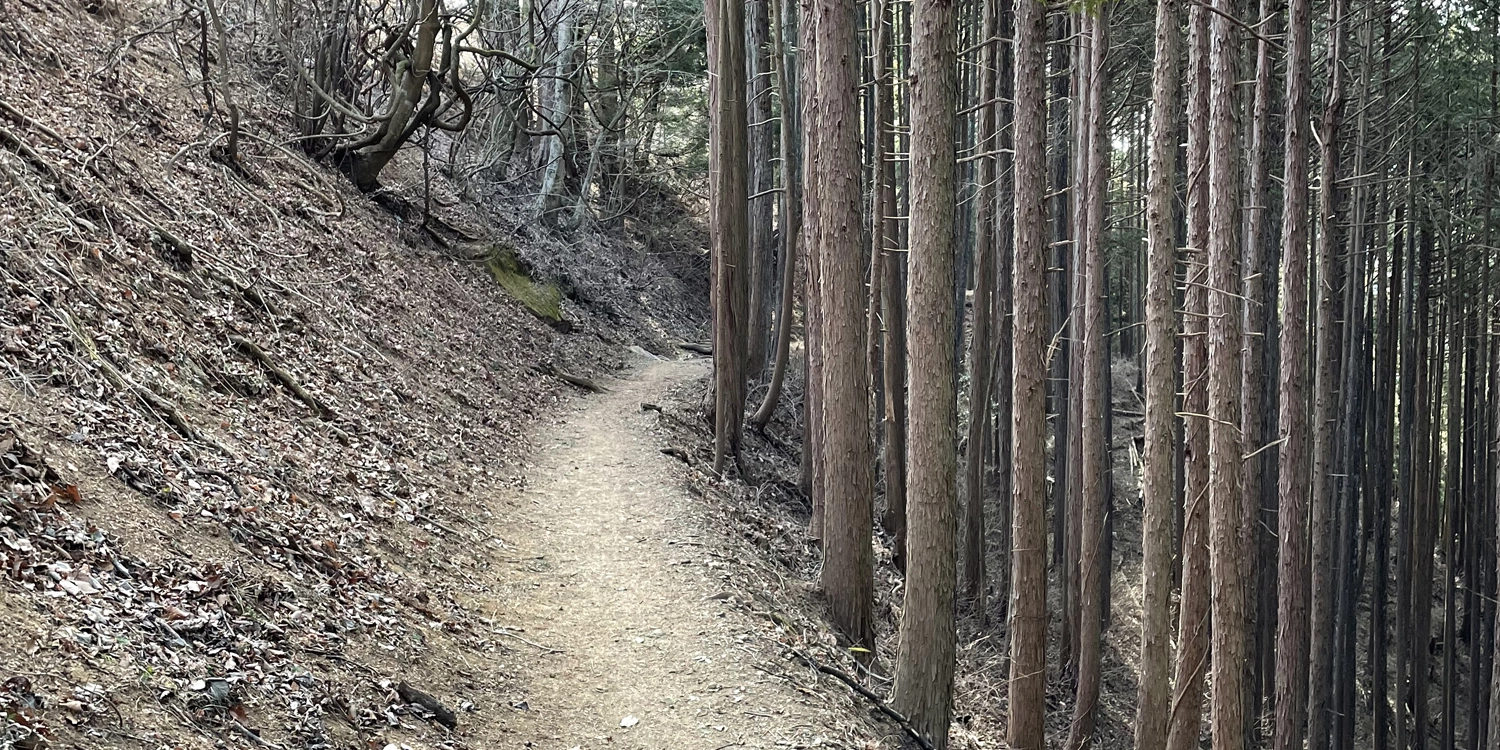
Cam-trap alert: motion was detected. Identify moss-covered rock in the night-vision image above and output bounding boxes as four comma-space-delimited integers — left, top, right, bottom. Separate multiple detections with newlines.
485, 246, 571, 332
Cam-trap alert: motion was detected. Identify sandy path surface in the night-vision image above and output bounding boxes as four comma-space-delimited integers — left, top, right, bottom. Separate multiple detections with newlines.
489, 355, 857, 750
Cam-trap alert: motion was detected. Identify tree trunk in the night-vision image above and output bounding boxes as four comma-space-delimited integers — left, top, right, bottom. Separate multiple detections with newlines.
749, 0, 802, 431
1241, 0, 1275, 727
798, 0, 826, 534
875, 0, 909, 566
1063, 35, 1088, 669
1273, 0, 1314, 743
1048, 12, 1073, 574
1006, 0, 1050, 740
707, 0, 751, 477
1065, 10, 1108, 749
1306, 0, 1346, 744
891, 0, 958, 743
961, 0, 998, 609
813, 0, 875, 651
1205, 0, 1247, 746
991, 0, 1015, 630
536, 6, 576, 222
747, 0, 777, 380
1137, 0, 1181, 742
1165, 6, 1212, 749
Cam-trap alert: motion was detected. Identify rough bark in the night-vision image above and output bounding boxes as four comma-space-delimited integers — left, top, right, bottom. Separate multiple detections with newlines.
1006, 0, 1049, 741
990, 0, 1016, 632
707, 0, 751, 477
798, 0, 826, 535
1241, 0, 1275, 725
875, 0, 909, 565
1063, 36, 1089, 668
813, 0, 875, 651
1205, 1, 1246, 747
747, 0, 776, 380
1165, 6, 1212, 749
961, 0, 998, 609
891, 0, 958, 742
1272, 0, 1313, 742
748, 0, 801, 431
1065, 10, 1107, 750
1136, 0, 1181, 742
1307, 0, 1346, 744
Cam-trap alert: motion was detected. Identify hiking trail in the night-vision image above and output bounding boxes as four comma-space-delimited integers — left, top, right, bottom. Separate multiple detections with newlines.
477, 354, 865, 750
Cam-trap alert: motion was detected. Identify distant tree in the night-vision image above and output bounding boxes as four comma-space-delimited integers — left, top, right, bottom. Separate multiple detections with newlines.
749, 0, 801, 431
960, 0, 996, 610
1065, 8, 1108, 748
746, 0, 776, 378
279, 0, 474, 192
873, 0, 909, 566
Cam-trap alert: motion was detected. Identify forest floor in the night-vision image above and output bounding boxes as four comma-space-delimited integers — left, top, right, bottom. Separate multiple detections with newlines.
479, 353, 883, 749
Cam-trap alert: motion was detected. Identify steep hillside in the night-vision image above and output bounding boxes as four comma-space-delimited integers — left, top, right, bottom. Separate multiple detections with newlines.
0, 1, 705, 748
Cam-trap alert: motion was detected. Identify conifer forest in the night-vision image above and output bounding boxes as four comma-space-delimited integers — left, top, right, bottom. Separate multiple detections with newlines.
705, 0, 1500, 748
4, 0, 1500, 746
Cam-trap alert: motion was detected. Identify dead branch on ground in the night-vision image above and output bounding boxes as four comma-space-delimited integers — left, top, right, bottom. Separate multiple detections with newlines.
230, 335, 336, 418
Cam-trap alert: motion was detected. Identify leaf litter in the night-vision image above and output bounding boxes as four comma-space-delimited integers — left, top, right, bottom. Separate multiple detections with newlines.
0, 0, 704, 748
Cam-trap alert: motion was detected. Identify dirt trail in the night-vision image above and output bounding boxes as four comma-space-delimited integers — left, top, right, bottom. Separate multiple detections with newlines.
485, 355, 855, 750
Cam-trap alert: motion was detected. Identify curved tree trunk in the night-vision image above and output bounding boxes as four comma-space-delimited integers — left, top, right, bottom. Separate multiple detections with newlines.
749, 0, 802, 431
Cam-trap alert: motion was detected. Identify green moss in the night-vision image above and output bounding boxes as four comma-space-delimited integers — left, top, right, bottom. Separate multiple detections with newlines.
485, 246, 566, 328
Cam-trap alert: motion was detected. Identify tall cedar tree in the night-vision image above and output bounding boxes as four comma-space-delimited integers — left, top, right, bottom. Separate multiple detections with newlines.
1136, 0, 1181, 741
746, 0, 775, 379
813, 0, 876, 651
892, 0, 958, 744
961, 0, 998, 607
1205, 0, 1247, 747
798, 0, 825, 534
1165, 6, 1212, 749
1242, 0, 1276, 718
749, 0, 801, 430
1307, 0, 1346, 746
706, 0, 750, 477
876, 0, 910, 564
1065, 9, 1108, 749
1006, 0, 1049, 741
1273, 0, 1313, 743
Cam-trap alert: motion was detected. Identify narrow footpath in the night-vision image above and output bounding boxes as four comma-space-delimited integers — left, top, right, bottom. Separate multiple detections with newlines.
484, 355, 871, 750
